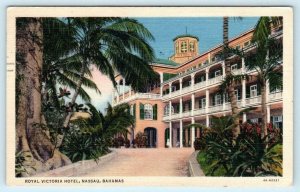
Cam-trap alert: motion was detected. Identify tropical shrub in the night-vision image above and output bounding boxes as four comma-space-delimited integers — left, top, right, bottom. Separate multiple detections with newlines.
193, 138, 205, 151
60, 129, 109, 163
112, 136, 125, 148
201, 121, 282, 176
134, 132, 147, 148
124, 139, 131, 148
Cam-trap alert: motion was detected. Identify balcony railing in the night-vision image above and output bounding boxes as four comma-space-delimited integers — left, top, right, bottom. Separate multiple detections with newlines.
207, 76, 223, 86
269, 91, 283, 102
194, 108, 206, 116
232, 68, 243, 75
208, 104, 223, 113
181, 85, 192, 95
194, 81, 206, 90
245, 96, 261, 106
182, 111, 191, 118
113, 93, 161, 106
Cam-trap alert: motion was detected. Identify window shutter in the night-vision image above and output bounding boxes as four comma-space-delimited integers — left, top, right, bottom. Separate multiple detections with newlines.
257, 83, 261, 95
153, 104, 157, 120
140, 103, 144, 120
246, 85, 250, 98
133, 104, 136, 118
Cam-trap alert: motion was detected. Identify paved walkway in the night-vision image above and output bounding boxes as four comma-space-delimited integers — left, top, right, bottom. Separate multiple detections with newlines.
81, 148, 194, 177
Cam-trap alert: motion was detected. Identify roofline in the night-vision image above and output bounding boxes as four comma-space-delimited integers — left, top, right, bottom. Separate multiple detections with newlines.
177, 27, 255, 68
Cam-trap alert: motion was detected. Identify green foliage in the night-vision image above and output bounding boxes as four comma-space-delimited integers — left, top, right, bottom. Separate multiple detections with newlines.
134, 132, 147, 148
60, 129, 109, 163
15, 150, 35, 177
198, 119, 283, 177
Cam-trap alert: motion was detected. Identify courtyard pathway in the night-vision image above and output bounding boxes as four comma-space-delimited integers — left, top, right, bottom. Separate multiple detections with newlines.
81, 148, 194, 177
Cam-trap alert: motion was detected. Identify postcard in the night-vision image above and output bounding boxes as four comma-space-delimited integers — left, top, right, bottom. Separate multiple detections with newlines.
6, 7, 293, 187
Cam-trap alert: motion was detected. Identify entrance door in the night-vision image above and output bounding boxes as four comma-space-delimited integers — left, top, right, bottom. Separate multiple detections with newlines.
144, 127, 157, 148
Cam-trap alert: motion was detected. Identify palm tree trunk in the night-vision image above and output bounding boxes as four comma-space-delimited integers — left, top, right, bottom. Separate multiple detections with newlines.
261, 82, 268, 137
223, 17, 240, 139
62, 62, 86, 129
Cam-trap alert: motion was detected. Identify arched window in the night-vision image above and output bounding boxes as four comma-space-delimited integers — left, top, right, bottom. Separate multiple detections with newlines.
144, 104, 153, 120
189, 42, 195, 52
181, 41, 187, 53
164, 104, 174, 116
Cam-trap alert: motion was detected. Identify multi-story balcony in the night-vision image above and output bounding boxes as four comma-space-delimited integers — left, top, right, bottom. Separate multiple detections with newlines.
112, 92, 161, 106
162, 91, 282, 121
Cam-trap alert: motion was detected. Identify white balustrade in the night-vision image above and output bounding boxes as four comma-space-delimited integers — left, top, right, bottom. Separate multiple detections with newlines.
245, 96, 261, 105
194, 108, 206, 115
194, 81, 206, 90
182, 111, 191, 117
207, 76, 223, 86
208, 104, 223, 113
171, 113, 180, 119
232, 69, 243, 75
269, 91, 283, 102
181, 86, 192, 94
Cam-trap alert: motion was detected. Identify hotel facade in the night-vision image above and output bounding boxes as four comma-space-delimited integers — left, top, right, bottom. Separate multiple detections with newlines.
112, 27, 283, 148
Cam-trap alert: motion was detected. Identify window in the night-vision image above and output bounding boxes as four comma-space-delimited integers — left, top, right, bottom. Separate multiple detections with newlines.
189, 42, 195, 52
231, 64, 238, 71
171, 86, 177, 92
200, 98, 206, 108
273, 115, 283, 129
236, 45, 241, 50
176, 42, 179, 53
235, 89, 241, 100
250, 118, 258, 123
215, 70, 221, 77
250, 85, 257, 97
164, 104, 174, 116
215, 94, 222, 105
181, 41, 187, 53
144, 104, 153, 120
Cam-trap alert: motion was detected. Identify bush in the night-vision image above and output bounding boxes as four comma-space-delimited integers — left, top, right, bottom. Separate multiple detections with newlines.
124, 139, 130, 148
199, 121, 283, 176
60, 129, 109, 162
134, 132, 147, 148
193, 138, 205, 151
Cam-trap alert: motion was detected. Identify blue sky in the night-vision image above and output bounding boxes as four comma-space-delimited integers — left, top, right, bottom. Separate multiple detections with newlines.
136, 17, 259, 59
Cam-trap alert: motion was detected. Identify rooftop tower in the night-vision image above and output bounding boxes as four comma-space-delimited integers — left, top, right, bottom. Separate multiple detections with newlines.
169, 34, 199, 64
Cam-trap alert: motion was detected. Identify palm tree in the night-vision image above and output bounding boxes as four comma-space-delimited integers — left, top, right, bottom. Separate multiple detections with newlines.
61, 17, 158, 130
245, 17, 283, 137
223, 17, 240, 139
72, 103, 135, 144
245, 38, 283, 136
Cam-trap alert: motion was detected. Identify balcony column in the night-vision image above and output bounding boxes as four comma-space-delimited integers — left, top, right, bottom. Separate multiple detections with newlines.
205, 68, 209, 86
129, 86, 132, 97
179, 78, 183, 94
180, 97, 183, 118
267, 105, 271, 123
242, 79, 246, 107
222, 61, 226, 78
169, 100, 172, 119
191, 93, 195, 116
243, 113, 247, 123
160, 72, 163, 97
169, 82, 172, 96
116, 82, 120, 103
205, 89, 209, 113
242, 57, 245, 73
191, 74, 195, 90
223, 93, 226, 110
169, 121, 172, 148
206, 115, 210, 127
180, 119, 183, 148
191, 117, 195, 148
122, 79, 125, 100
